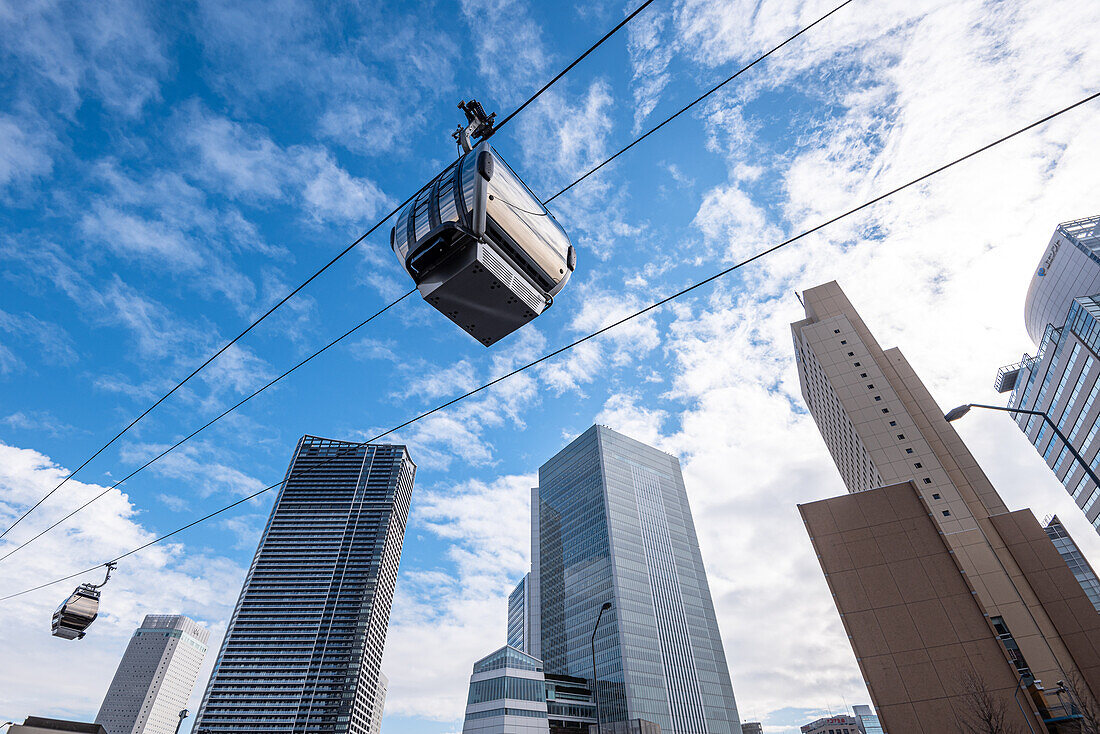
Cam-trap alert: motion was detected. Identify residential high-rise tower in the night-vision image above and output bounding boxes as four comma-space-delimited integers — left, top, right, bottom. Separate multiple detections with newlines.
95, 615, 209, 734
193, 436, 415, 734
534, 425, 741, 734
793, 281, 1100, 731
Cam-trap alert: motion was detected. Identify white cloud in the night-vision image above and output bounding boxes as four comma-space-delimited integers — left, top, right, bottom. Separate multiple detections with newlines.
0, 0, 168, 116
183, 105, 392, 224
0, 309, 78, 369
195, 0, 454, 155
0, 112, 54, 192
458, 0, 549, 104
628, 6, 676, 134
594, 393, 668, 446
183, 112, 287, 200
384, 473, 533, 720
117, 442, 268, 500
0, 442, 246, 724
297, 148, 390, 224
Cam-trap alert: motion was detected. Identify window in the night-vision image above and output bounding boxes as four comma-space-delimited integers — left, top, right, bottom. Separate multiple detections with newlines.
889, 421, 896, 426
942, 510, 951, 516
897, 434, 905, 440
834, 329, 840, 334
882, 408, 889, 413
854, 362, 861, 366
914, 462, 922, 468
867, 384, 875, 389
932, 493, 941, 499
923, 478, 932, 484
874, 396, 882, 401
841, 340, 847, 345
906, 448, 914, 454
861, 373, 868, 378
848, 351, 855, 356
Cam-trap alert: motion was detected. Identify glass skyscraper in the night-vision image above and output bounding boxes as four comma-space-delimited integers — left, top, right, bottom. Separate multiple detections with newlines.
997, 215, 1100, 533
534, 425, 741, 734
1044, 514, 1100, 612
508, 573, 532, 653
193, 435, 415, 734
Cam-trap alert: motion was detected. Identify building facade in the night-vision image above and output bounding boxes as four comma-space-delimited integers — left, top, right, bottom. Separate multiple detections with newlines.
462, 646, 553, 734
738, 724, 762, 734
1044, 515, 1100, 612
368, 672, 388, 734
11, 718, 108, 734
509, 574, 533, 653
193, 436, 415, 734
461, 646, 651, 734
793, 281, 1100, 732
535, 426, 741, 734
997, 216, 1100, 533
799, 716, 857, 734
95, 614, 209, 734
1022, 216, 1100, 346
851, 706, 882, 734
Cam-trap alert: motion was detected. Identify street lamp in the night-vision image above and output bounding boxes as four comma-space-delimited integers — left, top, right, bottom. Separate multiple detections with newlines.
591, 601, 612, 734
943, 403, 1100, 492
173, 709, 189, 734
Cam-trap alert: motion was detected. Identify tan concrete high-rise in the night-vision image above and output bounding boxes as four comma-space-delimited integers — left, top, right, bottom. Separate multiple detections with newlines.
792, 281, 1100, 733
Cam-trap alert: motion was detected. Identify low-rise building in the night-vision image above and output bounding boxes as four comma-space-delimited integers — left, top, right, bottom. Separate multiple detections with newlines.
9, 718, 107, 734
740, 724, 763, 734
800, 715, 858, 734
462, 646, 552, 734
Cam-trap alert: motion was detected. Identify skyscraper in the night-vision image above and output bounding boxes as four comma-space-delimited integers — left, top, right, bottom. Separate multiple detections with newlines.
793, 281, 1100, 731
996, 215, 1100, 531
95, 615, 209, 734
508, 574, 533, 653
851, 705, 883, 734
534, 425, 741, 734
1044, 515, 1100, 612
193, 436, 415, 734
368, 672, 388, 734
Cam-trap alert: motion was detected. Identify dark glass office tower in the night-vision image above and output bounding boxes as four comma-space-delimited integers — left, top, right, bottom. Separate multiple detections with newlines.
534, 426, 741, 734
194, 436, 415, 734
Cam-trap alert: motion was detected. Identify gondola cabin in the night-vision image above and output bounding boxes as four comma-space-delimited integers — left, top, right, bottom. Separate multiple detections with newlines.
52, 584, 101, 640
391, 140, 575, 346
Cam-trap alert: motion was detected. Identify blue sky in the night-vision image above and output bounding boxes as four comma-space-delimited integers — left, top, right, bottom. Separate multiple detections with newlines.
2, 0, 1100, 732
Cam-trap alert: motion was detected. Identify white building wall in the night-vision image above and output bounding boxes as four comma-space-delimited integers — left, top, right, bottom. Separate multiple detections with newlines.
96, 615, 209, 734
1024, 216, 1100, 345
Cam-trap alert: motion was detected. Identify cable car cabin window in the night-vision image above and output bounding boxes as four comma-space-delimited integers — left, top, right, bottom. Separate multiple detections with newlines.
413, 192, 433, 241
438, 177, 459, 225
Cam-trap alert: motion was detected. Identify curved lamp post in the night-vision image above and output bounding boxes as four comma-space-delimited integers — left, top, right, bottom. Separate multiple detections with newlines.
591, 601, 612, 734
174, 709, 189, 734
944, 403, 1100, 492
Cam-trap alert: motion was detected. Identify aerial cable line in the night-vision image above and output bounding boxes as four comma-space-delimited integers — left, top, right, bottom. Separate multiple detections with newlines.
0, 290, 415, 565
544, 0, 856, 204
0, 0, 660, 542
6, 88, 1096, 604
0, 0, 851, 557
